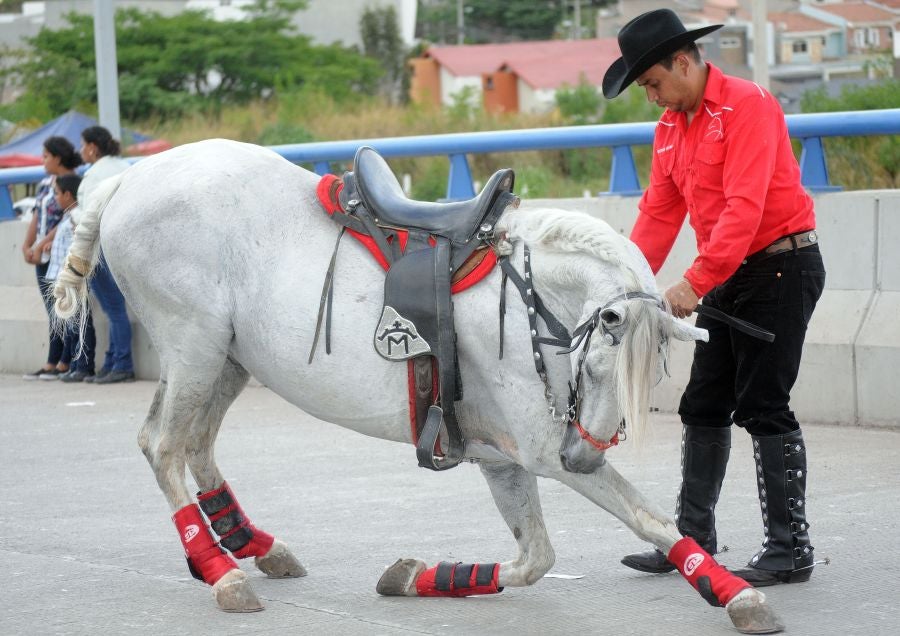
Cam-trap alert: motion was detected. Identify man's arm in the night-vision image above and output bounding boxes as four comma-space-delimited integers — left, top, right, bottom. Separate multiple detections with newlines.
630, 141, 687, 274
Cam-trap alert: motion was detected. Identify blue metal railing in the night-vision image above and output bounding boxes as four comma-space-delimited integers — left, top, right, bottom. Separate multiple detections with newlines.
1, 108, 897, 219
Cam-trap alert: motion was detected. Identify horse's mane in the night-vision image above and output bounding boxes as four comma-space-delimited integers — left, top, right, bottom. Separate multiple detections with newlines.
498, 207, 642, 288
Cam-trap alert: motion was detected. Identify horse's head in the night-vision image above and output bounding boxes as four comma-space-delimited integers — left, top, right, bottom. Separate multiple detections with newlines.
497, 207, 708, 474
558, 296, 707, 474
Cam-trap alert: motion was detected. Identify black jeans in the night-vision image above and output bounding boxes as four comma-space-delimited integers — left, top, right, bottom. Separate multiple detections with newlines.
36, 262, 65, 366
679, 244, 825, 437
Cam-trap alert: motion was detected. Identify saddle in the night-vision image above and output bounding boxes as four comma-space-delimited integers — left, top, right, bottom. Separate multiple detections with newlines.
316, 146, 517, 471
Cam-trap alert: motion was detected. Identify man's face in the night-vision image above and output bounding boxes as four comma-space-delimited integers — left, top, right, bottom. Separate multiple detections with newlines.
636, 56, 694, 113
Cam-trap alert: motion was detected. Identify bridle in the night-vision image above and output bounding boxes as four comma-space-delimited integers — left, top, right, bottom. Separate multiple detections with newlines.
498, 245, 663, 452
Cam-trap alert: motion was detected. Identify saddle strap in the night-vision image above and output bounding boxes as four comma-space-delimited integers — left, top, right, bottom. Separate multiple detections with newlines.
308, 228, 345, 364
416, 238, 465, 471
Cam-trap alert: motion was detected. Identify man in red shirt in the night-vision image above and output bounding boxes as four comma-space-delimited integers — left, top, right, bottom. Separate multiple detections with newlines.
604, 9, 825, 587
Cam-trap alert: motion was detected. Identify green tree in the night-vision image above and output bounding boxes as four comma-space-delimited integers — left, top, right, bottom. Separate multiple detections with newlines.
418, 0, 564, 43
361, 5, 407, 103
0, 1, 381, 122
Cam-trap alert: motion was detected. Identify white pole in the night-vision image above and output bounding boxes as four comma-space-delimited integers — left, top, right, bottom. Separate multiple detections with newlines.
93, 0, 121, 140
573, 0, 581, 40
752, 0, 769, 90
457, 0, 464, 44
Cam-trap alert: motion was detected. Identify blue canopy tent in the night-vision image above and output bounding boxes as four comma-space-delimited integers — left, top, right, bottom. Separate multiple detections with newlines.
0, 111, 155, 168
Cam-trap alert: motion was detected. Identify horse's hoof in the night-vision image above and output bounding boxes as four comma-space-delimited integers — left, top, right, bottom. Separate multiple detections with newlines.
213, 569, 264, 612
376, 558, 426, 597
255, 539, 307, 578
726, 588, 784, 634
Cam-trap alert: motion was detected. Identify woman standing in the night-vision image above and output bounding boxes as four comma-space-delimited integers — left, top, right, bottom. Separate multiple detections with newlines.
21, 136, 83, 380
79, 125, 134, 384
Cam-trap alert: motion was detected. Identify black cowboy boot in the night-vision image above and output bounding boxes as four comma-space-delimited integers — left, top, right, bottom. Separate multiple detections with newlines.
732, 429, 814, 586
621, 425, 731, 573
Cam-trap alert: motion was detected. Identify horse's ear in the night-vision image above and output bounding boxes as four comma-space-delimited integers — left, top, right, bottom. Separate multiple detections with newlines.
660, 311, 709, 342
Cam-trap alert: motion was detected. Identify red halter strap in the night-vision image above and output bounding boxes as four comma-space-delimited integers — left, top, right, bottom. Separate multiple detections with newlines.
571, 419, 620, 451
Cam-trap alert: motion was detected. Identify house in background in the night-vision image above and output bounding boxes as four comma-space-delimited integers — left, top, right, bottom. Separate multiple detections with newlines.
410, 39, 620, 114
769, 11, 842, 65
800, 1, 898, 74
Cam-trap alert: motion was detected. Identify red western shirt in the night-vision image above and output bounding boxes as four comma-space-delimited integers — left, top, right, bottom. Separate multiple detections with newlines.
630, 63, 816, 297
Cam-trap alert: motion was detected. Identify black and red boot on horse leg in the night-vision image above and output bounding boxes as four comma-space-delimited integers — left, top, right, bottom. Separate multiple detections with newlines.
173, 503, 263, 612
669, 537, 784, 634
197, 481, 306, 578
173, 503, 239, 584
376, 559, 503, 598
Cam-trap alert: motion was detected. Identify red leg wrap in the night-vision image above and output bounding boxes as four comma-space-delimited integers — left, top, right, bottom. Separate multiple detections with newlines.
669, 537, 751, 607
197, 481, 275, 560
172, 504, 238, 585
416, 562, 503, 597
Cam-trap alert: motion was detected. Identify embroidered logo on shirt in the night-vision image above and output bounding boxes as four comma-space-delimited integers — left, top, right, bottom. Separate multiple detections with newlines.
704, 105, 725, 141
656, 144, 675, 154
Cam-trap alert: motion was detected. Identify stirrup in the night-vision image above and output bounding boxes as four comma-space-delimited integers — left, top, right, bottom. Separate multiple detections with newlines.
416, 405, 464, 471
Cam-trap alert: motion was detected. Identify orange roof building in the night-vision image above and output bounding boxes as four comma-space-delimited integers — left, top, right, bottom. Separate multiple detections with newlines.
410, 39, 620, 114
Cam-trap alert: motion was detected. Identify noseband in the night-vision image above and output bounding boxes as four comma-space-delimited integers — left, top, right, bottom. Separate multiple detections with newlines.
498, 245, 663, 452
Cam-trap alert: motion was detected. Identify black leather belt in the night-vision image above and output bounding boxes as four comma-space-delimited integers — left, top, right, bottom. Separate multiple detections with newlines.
743, 230, 818, 266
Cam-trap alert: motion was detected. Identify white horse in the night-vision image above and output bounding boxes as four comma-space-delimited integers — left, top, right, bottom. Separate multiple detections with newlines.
53, 139, 781, 633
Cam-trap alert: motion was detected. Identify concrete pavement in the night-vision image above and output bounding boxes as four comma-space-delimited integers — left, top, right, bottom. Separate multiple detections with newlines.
2, 374, 898, 635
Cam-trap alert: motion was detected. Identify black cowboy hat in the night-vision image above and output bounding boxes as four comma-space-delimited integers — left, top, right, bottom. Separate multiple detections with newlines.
602, 9, 722, 99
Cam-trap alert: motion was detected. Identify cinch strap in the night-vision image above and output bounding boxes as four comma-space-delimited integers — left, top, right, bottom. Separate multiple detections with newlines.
172, 503, 238, 585
415, 561, 503, 597
197, 481, 275, 560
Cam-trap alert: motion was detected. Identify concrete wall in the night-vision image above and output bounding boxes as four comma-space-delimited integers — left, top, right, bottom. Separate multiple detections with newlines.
2, 190, 897, 428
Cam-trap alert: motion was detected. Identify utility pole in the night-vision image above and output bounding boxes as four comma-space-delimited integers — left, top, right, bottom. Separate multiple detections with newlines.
93, 0, 121, 139
572, 0, 582, 40
456, 0, 464, 44
752, 0, 770, 89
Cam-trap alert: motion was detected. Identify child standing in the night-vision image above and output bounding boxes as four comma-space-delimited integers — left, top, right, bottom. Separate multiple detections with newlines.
46, 174, 97, 382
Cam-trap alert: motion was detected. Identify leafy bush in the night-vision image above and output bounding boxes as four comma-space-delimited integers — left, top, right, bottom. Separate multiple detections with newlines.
800, 80, 900, 188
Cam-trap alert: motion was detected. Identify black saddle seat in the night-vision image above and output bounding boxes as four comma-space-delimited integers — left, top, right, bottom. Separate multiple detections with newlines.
354, 146, 514, 245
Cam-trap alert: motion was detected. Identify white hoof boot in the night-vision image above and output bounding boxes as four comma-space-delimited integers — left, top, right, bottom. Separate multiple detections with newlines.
255, 539, 307, 578
726, 588, 784, 634
213, 568, 263, 612
376, 559, 426, 597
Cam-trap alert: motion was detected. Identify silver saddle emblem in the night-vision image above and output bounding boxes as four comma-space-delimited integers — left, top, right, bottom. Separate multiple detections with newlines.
374, 306, 431, 360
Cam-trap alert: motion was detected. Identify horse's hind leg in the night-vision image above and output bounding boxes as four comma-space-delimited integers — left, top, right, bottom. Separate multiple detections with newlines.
377, 461, 553, 597
185, 356, 306, 579
138, 352, 260, 612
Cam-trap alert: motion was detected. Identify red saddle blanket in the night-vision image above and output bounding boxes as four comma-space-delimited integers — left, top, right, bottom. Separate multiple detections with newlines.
316, 174, 497, 293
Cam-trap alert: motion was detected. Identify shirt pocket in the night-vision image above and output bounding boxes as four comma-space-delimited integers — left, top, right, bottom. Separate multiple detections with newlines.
694, 142, 726, 190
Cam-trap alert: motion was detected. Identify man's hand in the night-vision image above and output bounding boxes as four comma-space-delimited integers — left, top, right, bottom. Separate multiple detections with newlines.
665, 279, 699, 319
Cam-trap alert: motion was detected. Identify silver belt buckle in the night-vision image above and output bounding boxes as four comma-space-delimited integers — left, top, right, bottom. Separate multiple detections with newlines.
806, 230, 818, 244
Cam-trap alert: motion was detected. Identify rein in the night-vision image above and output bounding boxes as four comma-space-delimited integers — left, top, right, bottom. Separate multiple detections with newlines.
498, 246, 661, 451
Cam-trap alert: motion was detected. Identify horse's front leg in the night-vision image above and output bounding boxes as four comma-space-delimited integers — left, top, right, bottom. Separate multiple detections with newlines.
557, 463, 784, 635
376, 461, 553, 597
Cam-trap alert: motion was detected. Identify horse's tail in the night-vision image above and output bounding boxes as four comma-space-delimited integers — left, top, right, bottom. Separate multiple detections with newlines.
53, 173, 125, 321
615, 300, 663, 446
